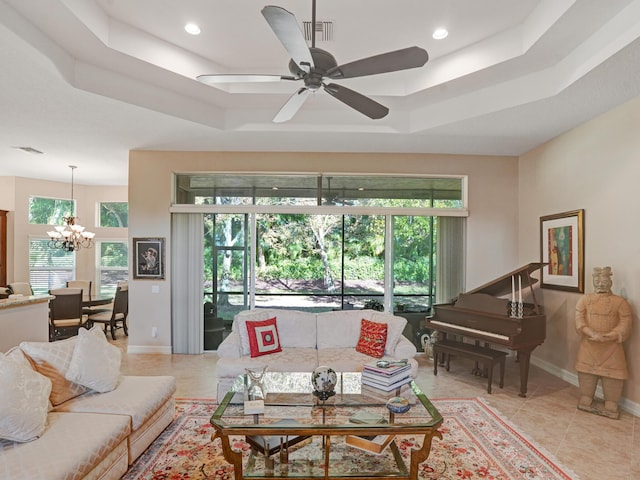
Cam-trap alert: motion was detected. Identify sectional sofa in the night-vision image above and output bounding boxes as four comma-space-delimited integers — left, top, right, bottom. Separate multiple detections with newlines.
0, 326, 176, 480
216, 308, 418, 398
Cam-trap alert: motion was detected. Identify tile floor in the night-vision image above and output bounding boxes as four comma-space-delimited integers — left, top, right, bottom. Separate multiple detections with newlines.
114, 337, 637, 480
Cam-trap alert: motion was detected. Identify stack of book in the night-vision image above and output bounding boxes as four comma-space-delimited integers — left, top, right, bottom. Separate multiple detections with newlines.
361, 360, 412, 392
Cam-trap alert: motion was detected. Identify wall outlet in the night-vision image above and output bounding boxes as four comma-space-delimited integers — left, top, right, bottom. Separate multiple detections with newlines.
151, 326, 158, 338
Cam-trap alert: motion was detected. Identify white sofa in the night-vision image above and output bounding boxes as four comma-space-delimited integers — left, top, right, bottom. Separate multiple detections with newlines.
0, 326, 176, 480
216, 308, 418, 399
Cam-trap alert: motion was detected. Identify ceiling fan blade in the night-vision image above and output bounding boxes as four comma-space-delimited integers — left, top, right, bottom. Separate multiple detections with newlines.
262, 6, 314, 72
326, 46, 428, 79
324, 83, 389, 119
273, 87, 312, 123
197, 74, 297, 85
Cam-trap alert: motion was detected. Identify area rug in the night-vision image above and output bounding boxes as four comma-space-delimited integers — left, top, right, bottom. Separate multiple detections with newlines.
123, 397, 579, 480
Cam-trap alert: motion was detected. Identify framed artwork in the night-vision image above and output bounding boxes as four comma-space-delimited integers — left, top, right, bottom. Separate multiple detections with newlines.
539, 210, 584, 293
133, 237, 165, 280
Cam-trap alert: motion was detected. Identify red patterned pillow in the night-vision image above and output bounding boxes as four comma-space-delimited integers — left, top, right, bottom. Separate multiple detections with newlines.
355, 319, 388, 358
246, 317, 282, 358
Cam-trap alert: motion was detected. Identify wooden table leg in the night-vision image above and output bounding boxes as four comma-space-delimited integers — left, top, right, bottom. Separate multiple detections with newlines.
409, 430, 443, 480
212, 431, 244, 480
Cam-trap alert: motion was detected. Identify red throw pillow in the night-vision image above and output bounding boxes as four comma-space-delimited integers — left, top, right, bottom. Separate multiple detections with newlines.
355, 318, 388, 358
246, 317, 282, 358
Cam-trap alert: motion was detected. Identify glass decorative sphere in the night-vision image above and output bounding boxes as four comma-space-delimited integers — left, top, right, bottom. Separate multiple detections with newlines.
311, 366, 337, 400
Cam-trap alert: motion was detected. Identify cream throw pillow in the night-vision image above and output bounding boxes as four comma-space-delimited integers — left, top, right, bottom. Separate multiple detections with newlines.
65, 327, 122, 392
20, 326, 104, 405
0, 352, 52, 442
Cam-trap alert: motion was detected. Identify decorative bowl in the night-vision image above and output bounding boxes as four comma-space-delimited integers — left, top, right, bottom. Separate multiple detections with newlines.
386, 396, 410, 414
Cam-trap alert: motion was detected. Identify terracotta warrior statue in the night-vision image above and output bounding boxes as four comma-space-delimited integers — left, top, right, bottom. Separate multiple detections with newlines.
575, 266, 632, 418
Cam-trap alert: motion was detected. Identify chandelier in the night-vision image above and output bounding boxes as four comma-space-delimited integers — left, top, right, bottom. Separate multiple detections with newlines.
47, 165, 95, 251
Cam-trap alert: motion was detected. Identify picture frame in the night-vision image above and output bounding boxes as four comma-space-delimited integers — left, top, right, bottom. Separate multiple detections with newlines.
539, 210, 584, 293
133, 237, 165, 280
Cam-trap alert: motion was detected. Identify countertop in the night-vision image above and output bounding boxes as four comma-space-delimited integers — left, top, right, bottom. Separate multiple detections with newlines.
0, 294, 53, 310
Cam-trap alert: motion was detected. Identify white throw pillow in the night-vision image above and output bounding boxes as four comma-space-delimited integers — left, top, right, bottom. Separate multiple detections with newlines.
20, 325, 107, 405
0, 352, 52, 442
65, 327, 122, 393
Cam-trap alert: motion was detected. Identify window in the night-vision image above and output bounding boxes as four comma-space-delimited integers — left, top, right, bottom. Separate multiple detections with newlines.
175, 172, 467, 345
29, 239, 74, 294
97, 241, 128, 296
29, 196, 73, 225
176, 174, 464, 208
205, 212, 445, 319
99, 202, 128, 227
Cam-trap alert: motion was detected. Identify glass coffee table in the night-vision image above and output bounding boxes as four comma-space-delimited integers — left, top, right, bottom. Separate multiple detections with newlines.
211, 372, 443, 480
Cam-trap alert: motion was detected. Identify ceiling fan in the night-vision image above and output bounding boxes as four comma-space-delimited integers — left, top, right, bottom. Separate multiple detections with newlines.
197, 0, 429, 122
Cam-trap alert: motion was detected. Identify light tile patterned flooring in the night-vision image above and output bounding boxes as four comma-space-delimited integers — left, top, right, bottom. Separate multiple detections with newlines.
113, 337, 637, 480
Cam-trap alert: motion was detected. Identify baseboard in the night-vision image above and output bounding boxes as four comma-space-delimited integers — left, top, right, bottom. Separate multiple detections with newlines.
531, 356, 640, 417
127, 344, 173, 354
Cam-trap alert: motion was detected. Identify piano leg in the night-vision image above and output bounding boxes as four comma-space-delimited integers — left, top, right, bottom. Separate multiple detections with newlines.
517, 348, 534, 397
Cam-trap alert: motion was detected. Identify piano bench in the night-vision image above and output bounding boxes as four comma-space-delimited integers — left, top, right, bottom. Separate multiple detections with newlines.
432, 340, 507, 394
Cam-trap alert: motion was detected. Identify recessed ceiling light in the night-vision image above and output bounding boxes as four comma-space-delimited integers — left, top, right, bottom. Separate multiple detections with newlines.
185, 23, 201, 35
432, 28, 448, 40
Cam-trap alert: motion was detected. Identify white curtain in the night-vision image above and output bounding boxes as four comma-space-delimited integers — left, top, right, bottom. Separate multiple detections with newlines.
435, 216, 465, 304
171, 213, 204, 354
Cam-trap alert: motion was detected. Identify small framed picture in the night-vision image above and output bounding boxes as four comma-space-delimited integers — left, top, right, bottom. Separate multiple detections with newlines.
539, 210, 584, 293
133, 237, 165, 280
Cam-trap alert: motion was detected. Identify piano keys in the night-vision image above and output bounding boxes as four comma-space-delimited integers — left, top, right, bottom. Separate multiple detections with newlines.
426, 263, 546, 397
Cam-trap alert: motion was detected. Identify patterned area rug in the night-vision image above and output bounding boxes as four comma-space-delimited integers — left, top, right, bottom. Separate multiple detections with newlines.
123, 397, 579, 480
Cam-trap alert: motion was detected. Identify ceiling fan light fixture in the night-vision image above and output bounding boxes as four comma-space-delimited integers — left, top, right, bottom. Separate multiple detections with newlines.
433, 28, 448, 40
185, 23, 201, 35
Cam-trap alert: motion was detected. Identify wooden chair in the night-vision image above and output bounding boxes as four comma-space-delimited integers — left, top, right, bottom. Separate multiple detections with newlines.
67, 280, 92, 299
66, 280, 100, 314
8, 282, 34, 296
49, 288, 88, 341
88, 284, 128, 340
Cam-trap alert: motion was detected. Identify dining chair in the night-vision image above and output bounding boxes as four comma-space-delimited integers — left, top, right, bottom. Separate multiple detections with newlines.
48, 288, 88, 341
67, 279, 100, 314
8, 282, 34, 296
88, 284, 128, 340
67, 280, 92, 299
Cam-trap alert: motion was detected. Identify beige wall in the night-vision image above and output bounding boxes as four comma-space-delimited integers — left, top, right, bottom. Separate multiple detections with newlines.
519, 95, 640, 413
128, 151, 520, 353
0, 176, 127, 288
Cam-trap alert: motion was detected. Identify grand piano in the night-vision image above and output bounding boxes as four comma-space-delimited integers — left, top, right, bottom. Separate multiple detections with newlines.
426, 263, 546, 397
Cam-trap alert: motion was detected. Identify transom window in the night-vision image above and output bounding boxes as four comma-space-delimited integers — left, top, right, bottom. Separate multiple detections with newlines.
99, 202, 128, 227
175, 174, 464, 208
29, 196, 74, 225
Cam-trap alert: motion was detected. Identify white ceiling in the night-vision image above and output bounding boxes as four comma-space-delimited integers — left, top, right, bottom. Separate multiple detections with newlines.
2, 0, 640, 186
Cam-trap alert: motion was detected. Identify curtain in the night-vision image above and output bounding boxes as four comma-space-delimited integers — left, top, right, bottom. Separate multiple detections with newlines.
171, 213, 204, 353
436, 216, 465, 304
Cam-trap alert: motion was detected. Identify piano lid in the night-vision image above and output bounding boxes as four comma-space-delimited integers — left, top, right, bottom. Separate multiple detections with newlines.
466, 262, 546, 298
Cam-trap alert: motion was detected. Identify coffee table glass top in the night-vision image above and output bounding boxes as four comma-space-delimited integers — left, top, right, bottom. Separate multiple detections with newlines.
212, 371, 442, 429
